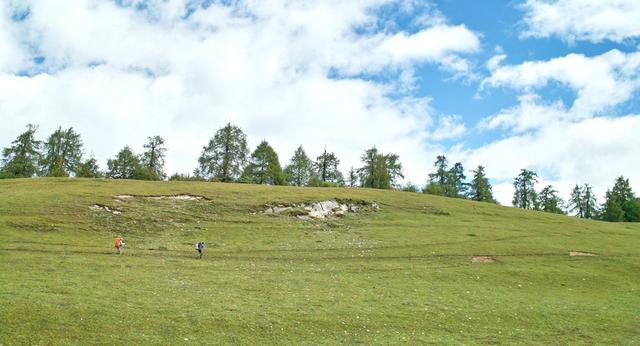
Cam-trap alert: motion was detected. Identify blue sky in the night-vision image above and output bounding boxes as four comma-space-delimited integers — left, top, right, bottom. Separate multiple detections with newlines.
1, 0, 640, 205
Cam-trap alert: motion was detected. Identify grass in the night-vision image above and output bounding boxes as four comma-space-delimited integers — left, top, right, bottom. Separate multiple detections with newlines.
1, 178, 639, 345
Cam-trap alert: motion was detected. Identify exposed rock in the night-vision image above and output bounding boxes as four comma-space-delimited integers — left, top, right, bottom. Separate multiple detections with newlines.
89, 204, 122, 215
113, 194, 206, 201
263, 200, 378, 219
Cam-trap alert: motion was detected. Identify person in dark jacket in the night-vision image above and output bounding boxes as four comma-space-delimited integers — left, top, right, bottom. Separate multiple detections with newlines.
195, 241, 205, 259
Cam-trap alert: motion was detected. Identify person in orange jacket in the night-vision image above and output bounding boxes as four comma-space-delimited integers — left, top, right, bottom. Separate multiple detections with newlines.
114, 235, 124, 255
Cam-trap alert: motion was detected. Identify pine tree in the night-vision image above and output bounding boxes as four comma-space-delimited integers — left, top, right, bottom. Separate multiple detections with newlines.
197, 123, 249, 182
241, 140, 286, 185
469, 165, 495, 203
1, 124, 42, 178
538, 185, 565, 214
41, 127, 83, 177
512, 169, 538, 209
283, 146, 313, 186
313, 148, 343, 185
77, 157, 102, 178
141, 136, 167, 180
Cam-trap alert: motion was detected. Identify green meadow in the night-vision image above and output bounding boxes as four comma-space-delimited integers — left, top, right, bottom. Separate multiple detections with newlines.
1, 178, 639, 345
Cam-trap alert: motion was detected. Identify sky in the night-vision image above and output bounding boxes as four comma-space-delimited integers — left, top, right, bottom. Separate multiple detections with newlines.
1, 0, 639, 206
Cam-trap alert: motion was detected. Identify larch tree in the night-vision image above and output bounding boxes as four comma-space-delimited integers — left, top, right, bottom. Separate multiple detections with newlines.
512, 169, 539, 209
197, 123, 249, 182
538, 185, 565, 214
313, 148, 343, 186
106, 146, 141, 179
425, 155, 449, 195
446, 162, 467, 198
347, 167, 358, 187
1, 124, 42, 178
469, 165, 495, 203
357, 147, 403, 189
77, 157, 102, 178
242, 140, 286, 185
141, 136, 167, 180
283, 145, 314, 187
41, 127, 83, 177
602, 176, 640, 222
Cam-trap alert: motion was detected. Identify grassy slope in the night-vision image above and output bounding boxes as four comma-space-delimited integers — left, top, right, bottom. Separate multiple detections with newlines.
0, 178, 639, 345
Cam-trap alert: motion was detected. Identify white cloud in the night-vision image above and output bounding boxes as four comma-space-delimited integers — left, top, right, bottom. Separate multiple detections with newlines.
470, 47, 640, 205
457, 115, 640, 205
429, 115, 466, 141
0, 0, 481, 185
481, 49, 640, 123
521, 0, 640, 43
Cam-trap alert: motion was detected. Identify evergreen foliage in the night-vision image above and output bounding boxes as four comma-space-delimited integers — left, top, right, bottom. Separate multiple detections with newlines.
512, 169, 538, 209
77, 157, 102, 178
283, 146, 314, 186
469, 166, 496, 203
538, 185, 565, 214
241, 141, 286, 185
312, 148, 343, 186
1, 124, 42, 178
197, 124, 249, 182
106, 146, 142, 179
141, 136, 167, 180
40, 127, 84, 177
357, 147, 403, 189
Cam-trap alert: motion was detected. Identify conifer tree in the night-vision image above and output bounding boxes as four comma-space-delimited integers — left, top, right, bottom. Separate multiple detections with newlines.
41, 127, 83, 177
469, 165, 495, 203
242, 140, 286, 185
106, 146, 141, 179
446, 162, 467, 198
512, 169, 538, 209
283, 146, 313, 186
313, 148, 343, 185
357, 147, 403, 189
197, 123, 249, 182
425, 155, 448, 195
347, 167, 358, 187
538, 185, 565, 214
77, 157, 102, 178
1, 124, 42, 178
141, 136, 167, 180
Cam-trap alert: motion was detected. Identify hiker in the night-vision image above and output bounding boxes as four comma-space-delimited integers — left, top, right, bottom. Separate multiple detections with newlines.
115, 235, 125, 255
196, 241, 205, 259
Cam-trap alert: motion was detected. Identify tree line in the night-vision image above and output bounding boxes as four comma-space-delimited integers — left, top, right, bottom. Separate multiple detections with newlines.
1, 123, 637, 223
0, 123, 404, 190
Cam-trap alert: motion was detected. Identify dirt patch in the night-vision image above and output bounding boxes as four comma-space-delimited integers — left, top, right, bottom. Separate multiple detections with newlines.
113, 194, 208, 201
89, 204, 122, 215
471, 256, 496, 263
569, 251, 597, 257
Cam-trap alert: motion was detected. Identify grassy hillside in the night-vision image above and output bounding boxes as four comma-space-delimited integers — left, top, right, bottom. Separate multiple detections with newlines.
1, 178, 639, 345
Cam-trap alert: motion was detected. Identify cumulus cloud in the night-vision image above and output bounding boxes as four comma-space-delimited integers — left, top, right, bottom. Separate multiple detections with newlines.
471, 48, 640, 205
521, 0, 640, 43
0, 0, 481, 185
457, 115, 640, 205
481, 49, 640, 123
